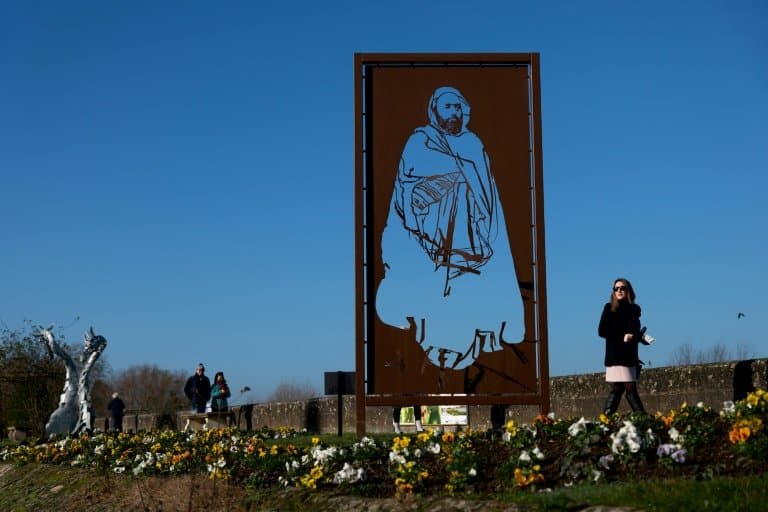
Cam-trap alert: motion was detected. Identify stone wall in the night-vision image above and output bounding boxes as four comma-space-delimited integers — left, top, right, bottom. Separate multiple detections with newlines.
98, 359, 767, 434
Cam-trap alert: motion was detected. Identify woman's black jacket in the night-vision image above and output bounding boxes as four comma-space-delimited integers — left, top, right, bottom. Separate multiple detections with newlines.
598, 301, 642, 367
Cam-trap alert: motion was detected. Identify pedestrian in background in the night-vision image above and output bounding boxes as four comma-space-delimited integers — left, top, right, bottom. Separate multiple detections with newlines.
210, 371, 231, 412
107, 392, 126, 432
184, 363, 211, 413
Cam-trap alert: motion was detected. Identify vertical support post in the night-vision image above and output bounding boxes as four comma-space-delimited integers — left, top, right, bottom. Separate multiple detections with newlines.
354, 53, 367, 438
336, 371, 344, 436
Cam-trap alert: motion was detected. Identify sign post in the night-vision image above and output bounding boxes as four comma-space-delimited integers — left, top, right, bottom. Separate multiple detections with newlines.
324, 371, 355, 436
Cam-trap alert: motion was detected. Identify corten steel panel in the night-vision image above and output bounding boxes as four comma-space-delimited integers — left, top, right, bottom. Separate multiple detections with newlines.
355, 54, 548, 423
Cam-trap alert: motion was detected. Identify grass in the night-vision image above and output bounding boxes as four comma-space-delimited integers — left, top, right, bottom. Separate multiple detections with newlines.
505, 474, 768, 512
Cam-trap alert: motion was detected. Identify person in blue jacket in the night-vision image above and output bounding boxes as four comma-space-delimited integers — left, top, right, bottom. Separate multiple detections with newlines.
210, 371, 231, 412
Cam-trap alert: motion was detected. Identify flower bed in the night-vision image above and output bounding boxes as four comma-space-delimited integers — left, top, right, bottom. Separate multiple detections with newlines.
2, 390, 766, 497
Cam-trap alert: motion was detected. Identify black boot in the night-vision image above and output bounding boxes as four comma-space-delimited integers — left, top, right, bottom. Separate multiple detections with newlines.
603, 386, 624, 415
625, 388, 645, 413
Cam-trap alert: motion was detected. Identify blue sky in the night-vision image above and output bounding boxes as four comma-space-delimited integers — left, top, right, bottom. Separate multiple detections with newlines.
1, 1, 766, 403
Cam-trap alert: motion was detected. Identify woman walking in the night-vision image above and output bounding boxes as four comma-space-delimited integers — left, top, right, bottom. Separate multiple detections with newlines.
598, 278, 645, 414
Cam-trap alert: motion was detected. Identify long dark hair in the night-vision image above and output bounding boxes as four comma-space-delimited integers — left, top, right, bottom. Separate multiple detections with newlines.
214, 372, 227, 385
609, 277, 636, 312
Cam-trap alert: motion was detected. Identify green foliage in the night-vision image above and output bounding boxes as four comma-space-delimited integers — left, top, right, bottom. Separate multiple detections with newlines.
0, 321, 67, 436
558, 417, 606, 483
724, 389, 768, 462
441, 431, 480, 494
669, 402, 722, 453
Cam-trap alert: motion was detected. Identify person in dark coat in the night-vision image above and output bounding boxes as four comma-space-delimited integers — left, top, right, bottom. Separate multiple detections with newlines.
184, 363, 212, 413
598, 277, 646, 414
107, 392, 126, 432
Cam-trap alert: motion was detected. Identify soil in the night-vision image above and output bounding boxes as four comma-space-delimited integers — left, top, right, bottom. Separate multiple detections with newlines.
0, 463, 648, 512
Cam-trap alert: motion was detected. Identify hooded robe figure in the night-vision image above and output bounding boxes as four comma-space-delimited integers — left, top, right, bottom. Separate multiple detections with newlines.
376, 86, 524, 370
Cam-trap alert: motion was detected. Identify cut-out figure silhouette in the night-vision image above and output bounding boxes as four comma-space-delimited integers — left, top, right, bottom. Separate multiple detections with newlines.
376, 86, 524, 370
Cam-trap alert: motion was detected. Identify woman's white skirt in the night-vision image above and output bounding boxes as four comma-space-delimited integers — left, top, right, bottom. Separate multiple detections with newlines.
605, 365, 638, 382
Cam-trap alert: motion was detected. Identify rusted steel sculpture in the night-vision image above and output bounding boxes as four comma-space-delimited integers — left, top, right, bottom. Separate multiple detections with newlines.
38, 327, 107, 436
355, 54, 549, 435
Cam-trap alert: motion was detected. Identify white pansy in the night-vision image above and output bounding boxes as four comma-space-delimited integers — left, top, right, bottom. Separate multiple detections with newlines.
610, 420, 642, 454
671, 448, 687, 463
333, 462, 366, 484
568, 417, 590, 437
353, 437, 376, 452
133, 460, 147, 475
657, 443, 680, 456
311, 445, 341, 465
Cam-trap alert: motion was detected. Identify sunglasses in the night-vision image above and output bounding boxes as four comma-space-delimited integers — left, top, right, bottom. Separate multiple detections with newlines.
613, 286, 627, 292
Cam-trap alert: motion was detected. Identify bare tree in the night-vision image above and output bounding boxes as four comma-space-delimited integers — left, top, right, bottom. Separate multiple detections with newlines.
267, 379, 319, 402
668, 342, 756, 365
669, 343, 695, 365
734, 343, 755, 360
106, 364, 188, 414
709, 343, 729, 363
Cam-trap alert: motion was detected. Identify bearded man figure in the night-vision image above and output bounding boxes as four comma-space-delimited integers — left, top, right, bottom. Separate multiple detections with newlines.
376, 86, 524, 370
